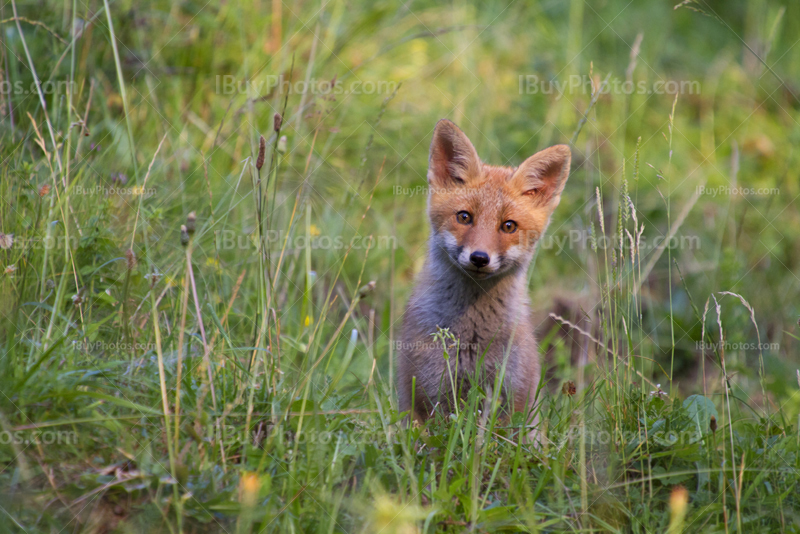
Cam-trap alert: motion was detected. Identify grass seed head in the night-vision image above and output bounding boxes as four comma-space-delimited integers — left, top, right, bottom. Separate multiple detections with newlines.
621, 179, 630, 222
256, 135, 266, 170
125, 249, 136, 271
358, 280, 377, 298
596, 187, 606, 235
186, 211, 197, 235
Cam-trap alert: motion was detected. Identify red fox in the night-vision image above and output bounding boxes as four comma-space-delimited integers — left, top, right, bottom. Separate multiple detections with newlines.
397, 119, 571, 438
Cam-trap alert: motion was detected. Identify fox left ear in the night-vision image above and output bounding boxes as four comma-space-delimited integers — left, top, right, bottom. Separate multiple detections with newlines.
510, 145, 571, 208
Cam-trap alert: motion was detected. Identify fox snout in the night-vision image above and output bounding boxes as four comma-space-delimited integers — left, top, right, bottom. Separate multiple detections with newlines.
469, 251, 490, 268
454, 227, 504, 275
452, 222, 505, 274
457, 244, 496, 276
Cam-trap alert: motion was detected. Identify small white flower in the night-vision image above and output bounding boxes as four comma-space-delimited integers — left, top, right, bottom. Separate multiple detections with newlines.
0, 233, 13, 250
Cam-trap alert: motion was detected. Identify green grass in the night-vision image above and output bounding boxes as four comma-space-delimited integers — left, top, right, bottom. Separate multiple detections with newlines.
1, 0, 800, 531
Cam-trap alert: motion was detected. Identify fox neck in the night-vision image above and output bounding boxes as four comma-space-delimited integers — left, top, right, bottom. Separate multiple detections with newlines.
418, 239, 531, 328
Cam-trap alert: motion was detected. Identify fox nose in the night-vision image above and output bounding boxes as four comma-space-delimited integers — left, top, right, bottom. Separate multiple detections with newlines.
469, 251, 490, 268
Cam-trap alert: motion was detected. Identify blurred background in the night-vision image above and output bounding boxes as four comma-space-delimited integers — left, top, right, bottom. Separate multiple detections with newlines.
10, 0, 791, 391
2, 0, 800, 440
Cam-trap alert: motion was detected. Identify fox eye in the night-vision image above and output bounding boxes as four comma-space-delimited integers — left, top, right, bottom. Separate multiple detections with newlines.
501, 220, 517, 233
456, 211, 472, 225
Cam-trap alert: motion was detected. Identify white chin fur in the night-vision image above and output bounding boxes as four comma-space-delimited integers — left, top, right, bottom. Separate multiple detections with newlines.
504, 245, 525, 263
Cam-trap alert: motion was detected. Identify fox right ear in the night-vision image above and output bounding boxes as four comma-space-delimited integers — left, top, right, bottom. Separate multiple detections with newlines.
428, 119, 482, 189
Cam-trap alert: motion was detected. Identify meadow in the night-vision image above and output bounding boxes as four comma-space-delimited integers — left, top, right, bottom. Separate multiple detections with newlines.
1, 0, 799, 531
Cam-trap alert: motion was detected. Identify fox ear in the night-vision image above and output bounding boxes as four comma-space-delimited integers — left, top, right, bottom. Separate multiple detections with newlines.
428, 119, 482, 188
510, 145, 571, 208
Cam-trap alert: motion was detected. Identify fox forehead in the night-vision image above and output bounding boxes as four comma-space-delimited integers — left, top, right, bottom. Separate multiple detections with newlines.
429, 164, 528, 219
427, 163, 556, 246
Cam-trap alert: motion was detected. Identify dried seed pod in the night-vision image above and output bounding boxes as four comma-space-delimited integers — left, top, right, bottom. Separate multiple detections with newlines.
273, 112, 282, 132
709, 415, 717, 433
256, 135, 266, 170
180, 224, 190, 247
148, 267, 161, 289
186, 212, 196, 235
125, 249, 136, 271
358, 280, 376, 299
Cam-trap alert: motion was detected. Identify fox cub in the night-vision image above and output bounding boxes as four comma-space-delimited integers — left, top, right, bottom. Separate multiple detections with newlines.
397, 119, 571, 433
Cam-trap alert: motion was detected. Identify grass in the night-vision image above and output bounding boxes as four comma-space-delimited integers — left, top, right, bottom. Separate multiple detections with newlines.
1, 0, 799, 531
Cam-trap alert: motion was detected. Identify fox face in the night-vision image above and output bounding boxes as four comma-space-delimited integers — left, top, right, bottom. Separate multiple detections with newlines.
426, 119, 571, 279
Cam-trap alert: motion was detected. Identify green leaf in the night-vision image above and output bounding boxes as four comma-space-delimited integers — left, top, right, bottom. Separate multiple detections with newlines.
683, 395, 718, 435
448, 476, 466, 495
